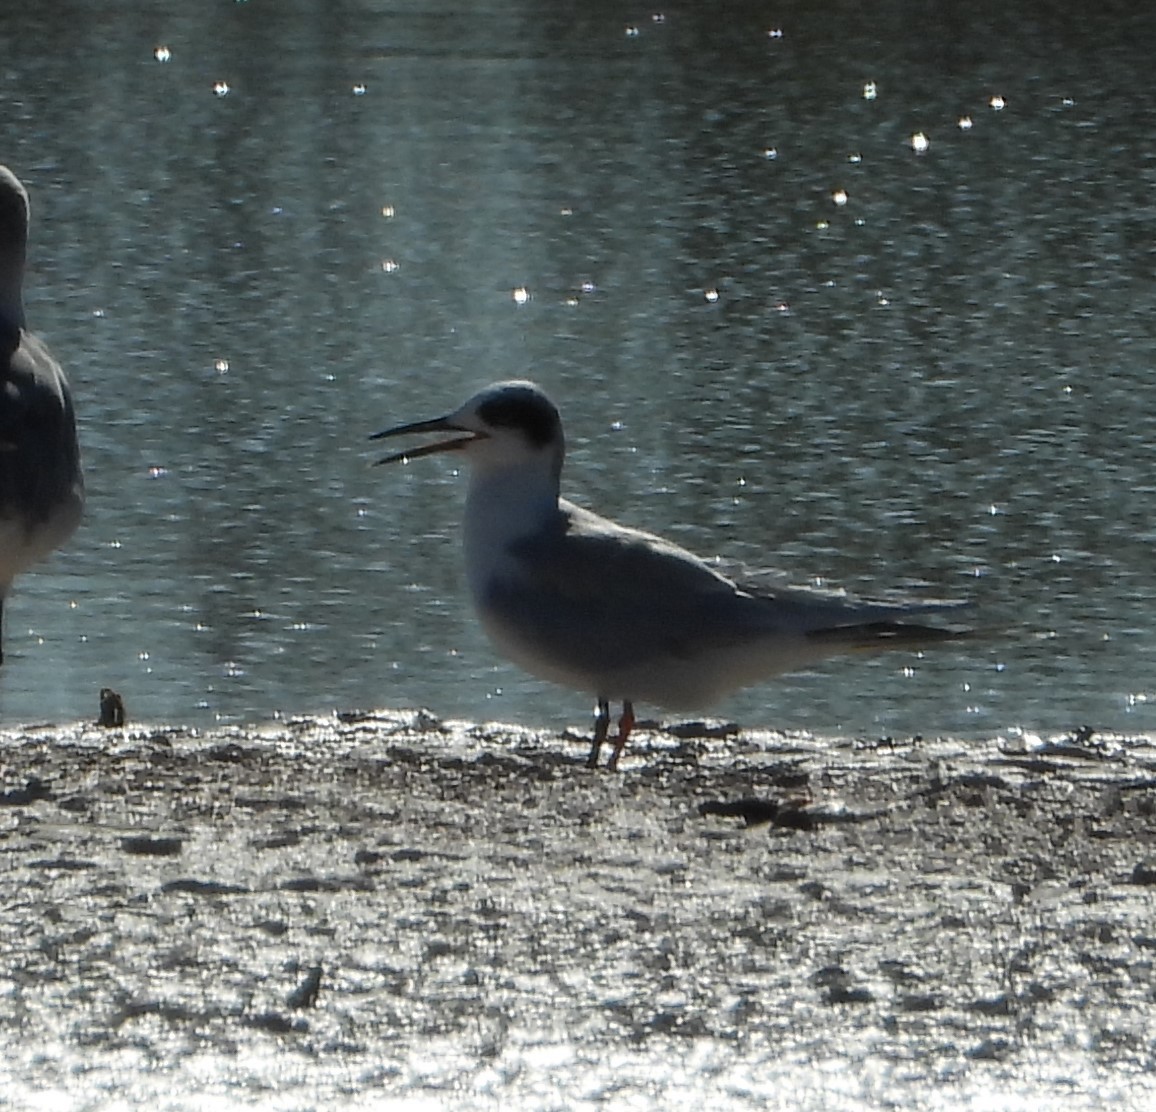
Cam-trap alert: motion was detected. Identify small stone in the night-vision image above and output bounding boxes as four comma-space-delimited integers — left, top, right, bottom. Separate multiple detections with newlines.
121, 835, 183, 857
287, 965, 323, 1009
0, 778, 51, 806
97, 688, 126, 727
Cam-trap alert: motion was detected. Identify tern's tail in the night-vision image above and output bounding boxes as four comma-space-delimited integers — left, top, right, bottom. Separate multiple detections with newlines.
805, 619, 973, 652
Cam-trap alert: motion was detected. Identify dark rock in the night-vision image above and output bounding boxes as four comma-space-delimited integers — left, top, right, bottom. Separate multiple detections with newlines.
287, 965, 323, 1009
0, 777, 51, 806
121, 835, 183, 857
161, 878, 249, 896
97, 688, 126, 728
247, 1011, 307, 1034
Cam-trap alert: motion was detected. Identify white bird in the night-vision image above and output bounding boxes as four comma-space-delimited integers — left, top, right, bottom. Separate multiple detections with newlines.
373, 380, 969, 770
0, 166, 83, 663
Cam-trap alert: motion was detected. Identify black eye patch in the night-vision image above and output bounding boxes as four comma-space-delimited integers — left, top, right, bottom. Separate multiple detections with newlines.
477, 388, 561, 448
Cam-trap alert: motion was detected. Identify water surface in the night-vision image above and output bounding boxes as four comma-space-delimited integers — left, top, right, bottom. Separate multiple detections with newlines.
3, 0, 1156, 742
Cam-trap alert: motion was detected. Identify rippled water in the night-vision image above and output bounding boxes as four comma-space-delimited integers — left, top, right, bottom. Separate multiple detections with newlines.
4, 0, 1156, 742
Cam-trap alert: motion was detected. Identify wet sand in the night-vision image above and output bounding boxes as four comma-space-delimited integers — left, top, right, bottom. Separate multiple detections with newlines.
1, 711, 1154, 1110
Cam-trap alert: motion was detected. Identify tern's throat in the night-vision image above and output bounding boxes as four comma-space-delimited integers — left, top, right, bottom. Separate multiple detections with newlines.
0, 282, 24, 334
462, 462, 560, 598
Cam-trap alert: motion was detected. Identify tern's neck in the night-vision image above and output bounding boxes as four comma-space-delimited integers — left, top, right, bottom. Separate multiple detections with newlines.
0, 280, 24, 334
462, 462, 560, 592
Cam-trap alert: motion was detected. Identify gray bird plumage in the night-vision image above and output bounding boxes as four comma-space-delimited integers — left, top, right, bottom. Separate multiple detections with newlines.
0, 165, 83, 662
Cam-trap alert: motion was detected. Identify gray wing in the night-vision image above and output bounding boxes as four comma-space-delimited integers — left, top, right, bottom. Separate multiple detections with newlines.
0, 330, 82, 524
490, 501, 965, 677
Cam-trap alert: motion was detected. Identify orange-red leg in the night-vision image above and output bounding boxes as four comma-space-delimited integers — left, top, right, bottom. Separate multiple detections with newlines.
605, 701, 636, 772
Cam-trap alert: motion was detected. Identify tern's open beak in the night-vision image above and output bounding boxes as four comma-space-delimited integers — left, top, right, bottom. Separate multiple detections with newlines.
370, 415, 485, 465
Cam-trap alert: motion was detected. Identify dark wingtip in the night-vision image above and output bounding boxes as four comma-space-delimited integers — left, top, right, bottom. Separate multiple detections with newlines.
807, 620, 978, 650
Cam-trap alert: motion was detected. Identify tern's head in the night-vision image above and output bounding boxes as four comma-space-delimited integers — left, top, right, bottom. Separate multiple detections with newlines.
373, 380, 565, 481
0, 166, 29, 256
0, 165, 29, 330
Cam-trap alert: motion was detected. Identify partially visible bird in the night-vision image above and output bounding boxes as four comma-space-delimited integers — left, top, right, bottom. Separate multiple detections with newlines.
373, 381, 969, 770
0, 165, 83, 662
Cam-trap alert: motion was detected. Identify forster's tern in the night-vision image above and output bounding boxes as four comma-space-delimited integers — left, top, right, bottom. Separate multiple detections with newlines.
374, 381, 968, 769
0, 166, 83, 662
